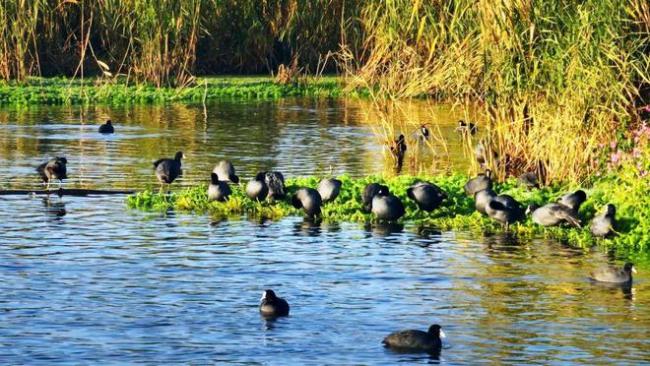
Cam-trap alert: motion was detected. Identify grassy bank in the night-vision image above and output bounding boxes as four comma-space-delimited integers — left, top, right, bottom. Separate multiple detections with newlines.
126, 171, 650, 261
0, 76, 348, 105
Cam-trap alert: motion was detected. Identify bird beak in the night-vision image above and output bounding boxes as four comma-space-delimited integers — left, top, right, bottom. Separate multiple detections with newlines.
183, 154, 187, 159
439, 330, 447, 339
632, 267, 638, 274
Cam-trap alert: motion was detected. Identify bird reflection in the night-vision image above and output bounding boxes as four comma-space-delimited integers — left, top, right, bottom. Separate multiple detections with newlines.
364, 222, 404, 236
412, 226, 442, 247
41, 196, 66, 220
589, 280, 634, 301
482, 232, 523, 254
293, 218, 322, 237
261, 316, 278, 331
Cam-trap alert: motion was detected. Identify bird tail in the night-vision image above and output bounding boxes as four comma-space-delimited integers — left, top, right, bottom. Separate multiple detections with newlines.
562, 212, 582, 228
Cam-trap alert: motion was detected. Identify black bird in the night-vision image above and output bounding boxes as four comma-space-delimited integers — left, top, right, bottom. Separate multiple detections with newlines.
464, 169, 493, 196
362, 183, 390, 212
456, 120, 477, 135
318, 178, 342, 203
518, 172, 540, 189
264, 171, 286, 200
407, 182, 447, 212
590, 204, 616, 237
292, 188, 323, 218
98, 119, 114, 134
383, 324, 445, 354
526, 203, 581, 228
372, 193, 405, 222
36, 157, 68, 190
389, 134, 407, 170
246, 173, 269, 201
208, 173, 231, 202
153, 151, 184, 191
485, 195, 525, 230
259, 289, 290, 318
474, 188, 497, 215
419, 125, 430, 141
591, 262, 636, 284
212, 160, 239, 183
558, 190, 587, 212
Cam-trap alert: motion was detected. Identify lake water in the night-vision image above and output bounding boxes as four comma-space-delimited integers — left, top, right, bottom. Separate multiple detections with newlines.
0, 99, 648, 365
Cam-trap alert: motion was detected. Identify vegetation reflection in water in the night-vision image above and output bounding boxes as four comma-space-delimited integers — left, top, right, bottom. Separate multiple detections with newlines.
127, 170, 650, 261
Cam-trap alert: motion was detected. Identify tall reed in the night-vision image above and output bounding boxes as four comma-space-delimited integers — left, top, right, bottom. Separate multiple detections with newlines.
344, 0, 650, 182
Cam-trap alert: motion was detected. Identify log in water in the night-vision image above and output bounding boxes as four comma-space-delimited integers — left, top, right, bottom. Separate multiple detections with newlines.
0, 188, 135, 196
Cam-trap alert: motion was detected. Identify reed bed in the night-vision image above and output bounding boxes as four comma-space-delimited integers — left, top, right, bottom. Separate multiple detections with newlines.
344, 0, 650, 183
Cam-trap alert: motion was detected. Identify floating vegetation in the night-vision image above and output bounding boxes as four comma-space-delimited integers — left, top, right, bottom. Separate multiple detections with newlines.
127, 172, 650, 258
0, 76, 350, 105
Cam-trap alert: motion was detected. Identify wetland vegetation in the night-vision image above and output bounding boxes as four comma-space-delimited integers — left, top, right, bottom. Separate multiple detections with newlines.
1, 0, 649, 258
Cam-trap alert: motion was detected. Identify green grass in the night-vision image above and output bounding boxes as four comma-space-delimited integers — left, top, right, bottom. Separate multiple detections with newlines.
126, 172, 650, 260
0, 76, 352, 105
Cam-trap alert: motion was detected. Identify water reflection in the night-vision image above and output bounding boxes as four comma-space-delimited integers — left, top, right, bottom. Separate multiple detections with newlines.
0, 99, 475, 190
293, 219, 322, 237
365, 222, 405, 237
41, 195, 66, 220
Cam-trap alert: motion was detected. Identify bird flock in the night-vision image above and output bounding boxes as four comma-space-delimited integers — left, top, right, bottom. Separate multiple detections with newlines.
32, 119, 638, 357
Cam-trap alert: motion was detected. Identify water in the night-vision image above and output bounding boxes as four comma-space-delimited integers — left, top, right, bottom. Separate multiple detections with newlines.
0, 100, 649, 365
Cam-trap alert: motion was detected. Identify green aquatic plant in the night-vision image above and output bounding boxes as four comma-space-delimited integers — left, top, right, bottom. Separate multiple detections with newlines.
0, 76, 348, 105
127, 172, 650, 259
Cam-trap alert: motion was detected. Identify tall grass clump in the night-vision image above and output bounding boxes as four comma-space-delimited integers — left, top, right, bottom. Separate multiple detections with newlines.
0, 0, 45, 81
343, 0, 650, 183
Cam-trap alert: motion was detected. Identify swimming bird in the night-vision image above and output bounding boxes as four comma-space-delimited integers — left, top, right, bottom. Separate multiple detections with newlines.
318, 178, 342, 203
208, 173, 231, 202
383, 324, 445, 354
464, 169, 493, 196
259, 289, 290, 318
590, 204, 616, 237
212, 160, 239, 183
264, 171, 286, 200
526, 203, 581, 228
590, 262, 636, 284
389, 134, 407, 170
292, 188, 322, 218
518, 172, 540, 189
362, 183, 390, 212
98, 119, 114, 134
558, 190, 587, 212
456, 120, 477, 135
485, 195, 524, 229
372, 193, 405, 221
153, 151, 184, 191
246, 173, 269, 201
407, 182, 447, 212
36, 157, 68, 190
474, 188, 497, 215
